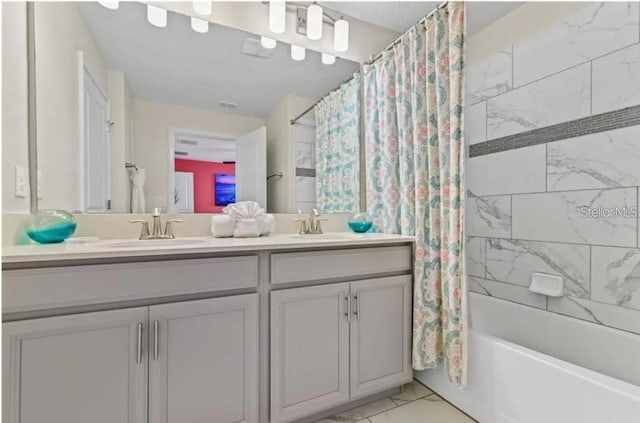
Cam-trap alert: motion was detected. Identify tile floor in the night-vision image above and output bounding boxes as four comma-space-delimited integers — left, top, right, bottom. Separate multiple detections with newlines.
314, 380, 477, 423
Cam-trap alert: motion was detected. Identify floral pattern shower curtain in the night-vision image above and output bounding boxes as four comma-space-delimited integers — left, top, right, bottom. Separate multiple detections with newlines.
315, 73, 361, 213
363, 3, 467, 386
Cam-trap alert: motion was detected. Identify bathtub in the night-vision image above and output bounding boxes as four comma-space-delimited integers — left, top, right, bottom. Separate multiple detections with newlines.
415, 293, 640, 423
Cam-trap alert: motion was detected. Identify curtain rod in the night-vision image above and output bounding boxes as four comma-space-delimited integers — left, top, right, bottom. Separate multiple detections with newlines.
290, 74, 356, 125
364, 1, 449, 66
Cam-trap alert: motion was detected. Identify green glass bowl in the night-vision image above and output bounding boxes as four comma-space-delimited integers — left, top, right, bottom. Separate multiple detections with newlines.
348, 212, 373, 233
26, 210, 77, 244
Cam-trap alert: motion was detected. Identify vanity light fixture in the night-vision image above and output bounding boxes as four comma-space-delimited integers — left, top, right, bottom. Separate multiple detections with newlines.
192, 0, 212, 16
269, 1, 286, 34
98, 1, 119, 10
306, 3, 323, 40
321, 53, 336, 65
291, 44, 305, 61
147, 4, 167, 28
190, 17, 209, 33
334, 18, 349, 52
261, 36, 277, 49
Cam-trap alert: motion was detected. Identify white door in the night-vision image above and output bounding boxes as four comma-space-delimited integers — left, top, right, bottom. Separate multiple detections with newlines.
83, 68, 111, 212
174, 171, 194, 213
236, 126, 267, 208
350, 276, 413, 399
270, 283, 350, 423
149, 295, 258, 423
2, 307, 148, 423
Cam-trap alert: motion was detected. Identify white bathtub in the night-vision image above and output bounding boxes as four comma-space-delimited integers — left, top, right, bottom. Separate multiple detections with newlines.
415, 293, 640, 423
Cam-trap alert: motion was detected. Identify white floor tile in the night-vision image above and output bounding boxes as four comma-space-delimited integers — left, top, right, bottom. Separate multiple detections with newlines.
328, 398, 397, 421
369, 395, 476, 423
390, 380, 433, 405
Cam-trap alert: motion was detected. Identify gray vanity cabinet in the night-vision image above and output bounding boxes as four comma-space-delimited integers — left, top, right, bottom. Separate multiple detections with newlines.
270, 275, 413, 423
270, 283, 351, 423
148, 295, 258, 423
3, 294, 259, 423
2, 307, 149, 423
350, 276, 413, 399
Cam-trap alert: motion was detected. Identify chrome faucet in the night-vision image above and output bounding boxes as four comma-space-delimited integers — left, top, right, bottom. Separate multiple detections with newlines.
294, 209, 327, 235
130, 207, 183, 240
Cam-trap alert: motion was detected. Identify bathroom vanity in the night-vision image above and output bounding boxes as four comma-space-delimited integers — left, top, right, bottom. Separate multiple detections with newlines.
2, 234, 414, 423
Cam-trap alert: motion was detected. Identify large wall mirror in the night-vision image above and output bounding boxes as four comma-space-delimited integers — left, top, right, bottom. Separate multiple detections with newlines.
29, 2, 361, 214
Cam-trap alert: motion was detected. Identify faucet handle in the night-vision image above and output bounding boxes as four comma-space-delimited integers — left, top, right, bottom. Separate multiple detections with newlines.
164, 219, 183, 239
293, 218, 308, 235
129, 219, 150, 239
314, 218, 328, 234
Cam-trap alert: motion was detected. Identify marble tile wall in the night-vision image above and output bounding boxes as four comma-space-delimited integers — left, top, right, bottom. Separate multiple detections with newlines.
464, 2, 640, 334
294, 122, 317, 212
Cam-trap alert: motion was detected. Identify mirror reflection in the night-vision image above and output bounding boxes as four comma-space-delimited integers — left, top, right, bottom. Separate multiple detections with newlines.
32, 2, 360, 214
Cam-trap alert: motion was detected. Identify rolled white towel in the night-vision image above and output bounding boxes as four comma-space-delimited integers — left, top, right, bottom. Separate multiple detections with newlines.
260, 214, 275, 236
234, 218, 261, 238
211, 214, 235, 238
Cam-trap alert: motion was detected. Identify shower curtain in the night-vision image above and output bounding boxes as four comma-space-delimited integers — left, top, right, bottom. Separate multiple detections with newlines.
363, 3, 467, 386
315, 73, 361, 213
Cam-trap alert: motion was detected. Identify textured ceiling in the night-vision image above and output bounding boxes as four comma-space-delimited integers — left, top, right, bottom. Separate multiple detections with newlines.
79, 2, 359, 118
320, 2, 524, 35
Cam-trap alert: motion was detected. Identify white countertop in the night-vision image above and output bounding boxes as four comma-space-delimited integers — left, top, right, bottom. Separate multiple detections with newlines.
2, 233, 414, 266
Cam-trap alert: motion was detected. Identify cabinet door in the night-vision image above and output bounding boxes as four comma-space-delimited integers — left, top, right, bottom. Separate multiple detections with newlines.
350, 275, 413, 398
271, 283, 350, 423
2, 307, 148, 423
149, 294, 258, 423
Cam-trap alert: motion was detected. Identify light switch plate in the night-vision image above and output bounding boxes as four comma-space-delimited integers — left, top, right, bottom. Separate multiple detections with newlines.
14, 165, 27, 198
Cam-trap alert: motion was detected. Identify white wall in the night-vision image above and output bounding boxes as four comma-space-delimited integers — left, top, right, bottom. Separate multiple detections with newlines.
133, 99, 265, 212
1, 2, 30, 213
34, 2, 108, 211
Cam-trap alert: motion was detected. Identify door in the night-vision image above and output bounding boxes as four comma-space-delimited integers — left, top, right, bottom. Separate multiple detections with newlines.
2, 307, 147, 423
350, 276, 413, 398
149, 294, 258, 423
270, 283, 350, 423
174, 171, 194, 213
83, 66, 111, 212
236, 126, 267, 208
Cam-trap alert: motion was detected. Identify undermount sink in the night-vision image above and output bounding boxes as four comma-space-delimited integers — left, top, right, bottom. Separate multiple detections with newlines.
100, 238, 209, 248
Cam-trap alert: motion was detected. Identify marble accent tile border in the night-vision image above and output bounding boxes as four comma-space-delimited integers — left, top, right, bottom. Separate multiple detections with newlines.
295, 167, 316, 177
469, 104, 640, 157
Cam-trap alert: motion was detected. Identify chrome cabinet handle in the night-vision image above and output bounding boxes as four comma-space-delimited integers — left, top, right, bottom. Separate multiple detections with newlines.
153, 320, 159, 360
136, 322, 143, 364
353, 294, 360, 321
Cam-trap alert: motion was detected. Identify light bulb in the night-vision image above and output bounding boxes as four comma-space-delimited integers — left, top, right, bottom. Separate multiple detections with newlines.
191, 17, 209, 33
98, 1, 119, 10
269, 1, 286, 34
147, 5, 167, 28
306, 4, 323, 40
291, 44, 305, 61
261, 36, 277, 49
192, 1, 211, 16
321, 53, 335, 65
334, 18, 349, 52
